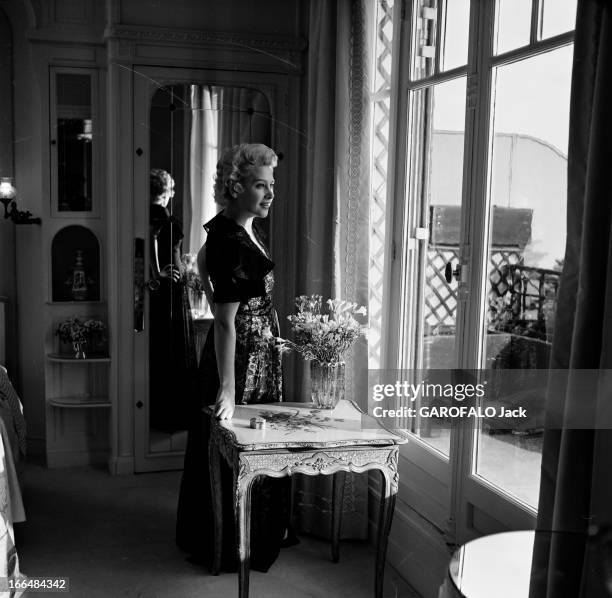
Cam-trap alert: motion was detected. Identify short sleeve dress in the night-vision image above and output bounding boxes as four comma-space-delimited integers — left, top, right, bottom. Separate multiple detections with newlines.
176, 212, 289, 572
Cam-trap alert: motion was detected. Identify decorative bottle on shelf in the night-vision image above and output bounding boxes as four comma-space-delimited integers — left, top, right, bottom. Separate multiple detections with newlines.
70, 250, 88, 301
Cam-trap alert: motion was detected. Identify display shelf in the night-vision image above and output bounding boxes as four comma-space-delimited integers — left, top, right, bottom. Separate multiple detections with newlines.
45, 346, 111, 466
47, 353, 110, 363
51, 226, 101, 302
48, 395, 111, 408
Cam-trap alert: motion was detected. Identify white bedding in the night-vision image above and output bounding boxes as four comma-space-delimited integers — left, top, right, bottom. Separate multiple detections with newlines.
0, 366, 26, 597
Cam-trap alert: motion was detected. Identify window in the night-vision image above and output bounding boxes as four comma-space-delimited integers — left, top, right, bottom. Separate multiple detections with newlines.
370, 0, 576, 543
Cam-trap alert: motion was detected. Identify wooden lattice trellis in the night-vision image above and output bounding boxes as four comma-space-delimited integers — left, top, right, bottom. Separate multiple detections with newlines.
425, 248, 560, 341
425, 248, 459, 329
369, 0, 395, 369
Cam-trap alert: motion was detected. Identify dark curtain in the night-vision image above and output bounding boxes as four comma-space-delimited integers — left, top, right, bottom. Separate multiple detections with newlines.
530, 2, 612, 597
292, 0, 371, 540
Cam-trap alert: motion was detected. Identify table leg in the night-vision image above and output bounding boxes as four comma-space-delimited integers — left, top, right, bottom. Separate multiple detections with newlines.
375, 468, 397, 598
234, 469, 257, 598
208, 435, 223, 576
331, 470, 346, 563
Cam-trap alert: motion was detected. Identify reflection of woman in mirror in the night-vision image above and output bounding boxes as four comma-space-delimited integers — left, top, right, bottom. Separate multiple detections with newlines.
149, 169, 196, 431
176, 144, 292, 572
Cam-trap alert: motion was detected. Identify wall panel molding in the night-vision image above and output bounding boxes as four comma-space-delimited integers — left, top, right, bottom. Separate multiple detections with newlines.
104, 24, 306, 73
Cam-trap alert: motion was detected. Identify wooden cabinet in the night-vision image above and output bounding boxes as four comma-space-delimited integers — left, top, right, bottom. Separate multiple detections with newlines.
44, 65, 110, 468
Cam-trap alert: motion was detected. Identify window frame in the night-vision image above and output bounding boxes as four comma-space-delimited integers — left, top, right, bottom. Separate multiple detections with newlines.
376, 0, 576, 542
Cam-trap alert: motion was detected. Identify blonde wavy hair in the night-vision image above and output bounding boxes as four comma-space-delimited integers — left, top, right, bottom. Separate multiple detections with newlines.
150, 168, 172, 200
214, 143, 278, 206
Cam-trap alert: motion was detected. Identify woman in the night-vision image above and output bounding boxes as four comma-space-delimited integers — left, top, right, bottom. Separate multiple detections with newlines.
149, 169, 196, 431
176, 144, 289, 572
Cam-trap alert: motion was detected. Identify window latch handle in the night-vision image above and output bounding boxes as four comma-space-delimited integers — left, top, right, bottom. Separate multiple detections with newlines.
445, 261, 462, 283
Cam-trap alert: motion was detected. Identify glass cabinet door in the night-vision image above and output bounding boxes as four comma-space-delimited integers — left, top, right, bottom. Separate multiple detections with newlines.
50, 69, 98, 216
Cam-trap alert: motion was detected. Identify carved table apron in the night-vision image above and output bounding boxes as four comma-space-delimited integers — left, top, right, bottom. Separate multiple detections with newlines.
206, 400, 407, 598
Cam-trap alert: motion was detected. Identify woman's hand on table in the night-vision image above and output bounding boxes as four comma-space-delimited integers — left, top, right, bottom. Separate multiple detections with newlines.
214, 388, 235, 420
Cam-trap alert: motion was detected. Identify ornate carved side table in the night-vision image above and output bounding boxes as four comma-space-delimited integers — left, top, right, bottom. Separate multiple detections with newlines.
207, 400, 407, 598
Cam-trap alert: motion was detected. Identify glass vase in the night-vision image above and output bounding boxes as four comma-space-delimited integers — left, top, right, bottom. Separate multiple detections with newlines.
310, 361, 345, 410
73, 341, 87, 359
188, 288, 207, 319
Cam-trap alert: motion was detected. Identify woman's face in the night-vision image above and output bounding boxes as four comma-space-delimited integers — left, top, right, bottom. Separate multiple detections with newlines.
233, 166, 275, 219
159, 176, 175, 207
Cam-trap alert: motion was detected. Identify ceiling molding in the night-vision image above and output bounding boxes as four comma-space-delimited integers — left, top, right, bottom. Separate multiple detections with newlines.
104, 24, 306, 53
104, 24, 306, 73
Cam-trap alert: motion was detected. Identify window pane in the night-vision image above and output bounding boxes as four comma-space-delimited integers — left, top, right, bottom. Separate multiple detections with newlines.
441, 0, 470, 71
405, 77, 466, 457
494, 0, 531, 55
476, 45, 574, 508
541, 0, 577, 39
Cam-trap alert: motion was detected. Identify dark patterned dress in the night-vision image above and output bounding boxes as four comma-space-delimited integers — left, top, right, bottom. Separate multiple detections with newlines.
176, 212, 288, 573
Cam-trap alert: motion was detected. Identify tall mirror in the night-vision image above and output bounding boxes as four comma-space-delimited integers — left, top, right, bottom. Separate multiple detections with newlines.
147, 84, 272, 453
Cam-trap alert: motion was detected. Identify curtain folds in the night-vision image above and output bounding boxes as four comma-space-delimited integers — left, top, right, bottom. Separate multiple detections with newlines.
184, 85, 218, 254
292, 0, 373, 541
530, 2, 612, 597
183, 85, 271, 253
218, 87, 270, 149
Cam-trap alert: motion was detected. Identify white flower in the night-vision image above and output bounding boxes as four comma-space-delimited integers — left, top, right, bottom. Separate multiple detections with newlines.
287, 295, 367, 363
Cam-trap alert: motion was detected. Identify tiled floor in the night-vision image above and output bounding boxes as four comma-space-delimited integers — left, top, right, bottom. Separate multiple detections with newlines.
15, 463, 420, 598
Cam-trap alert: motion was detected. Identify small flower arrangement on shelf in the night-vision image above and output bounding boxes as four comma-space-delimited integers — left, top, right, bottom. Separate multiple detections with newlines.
263, 295, 367, 409
55, 317, 106, 359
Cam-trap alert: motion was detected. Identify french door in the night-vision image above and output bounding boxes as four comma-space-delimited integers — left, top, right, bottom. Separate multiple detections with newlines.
384, 0, 576, 545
